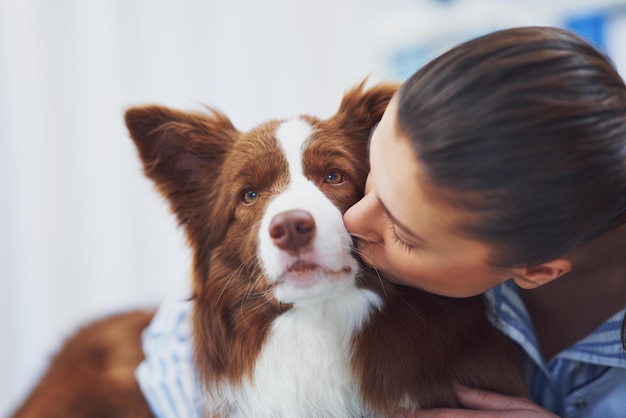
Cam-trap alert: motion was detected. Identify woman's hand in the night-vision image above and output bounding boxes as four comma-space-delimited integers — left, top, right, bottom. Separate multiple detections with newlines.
394, 386, 558, 417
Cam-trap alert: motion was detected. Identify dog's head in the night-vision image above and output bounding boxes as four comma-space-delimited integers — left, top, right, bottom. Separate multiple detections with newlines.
126, 82, 397, 382
125, 82, 396, 306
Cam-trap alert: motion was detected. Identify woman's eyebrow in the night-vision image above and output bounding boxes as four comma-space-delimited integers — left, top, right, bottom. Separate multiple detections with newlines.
377, 197, 427, 245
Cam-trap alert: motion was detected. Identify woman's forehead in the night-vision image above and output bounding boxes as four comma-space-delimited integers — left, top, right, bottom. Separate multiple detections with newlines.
369, 100, 479, 243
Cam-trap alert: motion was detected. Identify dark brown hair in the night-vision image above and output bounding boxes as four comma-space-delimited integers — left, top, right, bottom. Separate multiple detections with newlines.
398, 27, 626, 267
398, 27, 626, 346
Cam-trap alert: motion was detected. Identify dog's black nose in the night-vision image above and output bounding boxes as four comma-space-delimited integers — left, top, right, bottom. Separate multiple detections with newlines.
269, 209, 316, 252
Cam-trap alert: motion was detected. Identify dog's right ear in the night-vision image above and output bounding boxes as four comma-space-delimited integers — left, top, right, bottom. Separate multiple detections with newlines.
125, 105, 238, 227
335, 80, 399, 132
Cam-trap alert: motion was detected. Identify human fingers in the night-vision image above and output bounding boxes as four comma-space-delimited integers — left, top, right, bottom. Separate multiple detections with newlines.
394, 406, 554, 418
393, 407, 515, 418
454, 385, 557, 416
392, 386, 557, 418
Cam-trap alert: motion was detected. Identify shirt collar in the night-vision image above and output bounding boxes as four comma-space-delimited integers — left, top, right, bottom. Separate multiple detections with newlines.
486, 279, 626, 369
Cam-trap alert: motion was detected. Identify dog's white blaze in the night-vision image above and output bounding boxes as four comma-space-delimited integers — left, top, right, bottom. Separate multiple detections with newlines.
213, 117, 383, 417
259, 117, 364, 303
275, 118, 310, 180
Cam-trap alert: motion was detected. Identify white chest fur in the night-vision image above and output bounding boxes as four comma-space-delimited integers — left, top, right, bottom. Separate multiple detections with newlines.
206, 286, 382, 418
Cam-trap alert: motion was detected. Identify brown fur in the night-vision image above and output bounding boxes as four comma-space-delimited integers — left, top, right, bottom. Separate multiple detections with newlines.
126, 80, 526, 416
354, 278, 526, 412
11, 311, 154, 418
12, 81, 526, 417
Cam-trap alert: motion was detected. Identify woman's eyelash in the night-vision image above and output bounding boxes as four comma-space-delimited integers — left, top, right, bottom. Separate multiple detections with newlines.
388, 223, 414, 252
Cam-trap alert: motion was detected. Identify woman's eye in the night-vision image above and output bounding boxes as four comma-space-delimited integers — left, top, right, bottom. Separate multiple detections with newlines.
241, 189, 259, 205
389, 223, 415, 253
325, 170, 346, 185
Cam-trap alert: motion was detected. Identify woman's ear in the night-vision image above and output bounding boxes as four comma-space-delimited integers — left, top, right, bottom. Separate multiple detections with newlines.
511, 258, 572, 289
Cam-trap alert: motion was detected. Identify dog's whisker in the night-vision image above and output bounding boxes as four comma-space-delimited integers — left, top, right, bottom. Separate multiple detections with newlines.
350, 234, 387, 250
369, 267, 388, 297
215, 257, 256, 305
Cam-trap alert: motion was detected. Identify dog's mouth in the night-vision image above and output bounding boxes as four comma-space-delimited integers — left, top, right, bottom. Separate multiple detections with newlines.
286, 259, 319, 273
277, 258, 353, 289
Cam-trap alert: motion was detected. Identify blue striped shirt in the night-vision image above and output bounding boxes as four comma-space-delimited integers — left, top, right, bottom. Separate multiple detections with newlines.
135, 298, 203, 418
486, 279, 626, 417
137, 282, 626, 417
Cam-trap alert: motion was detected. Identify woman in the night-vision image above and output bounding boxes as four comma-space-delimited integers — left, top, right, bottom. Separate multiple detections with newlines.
136, 26, 626, 417
343, 26, 626, 417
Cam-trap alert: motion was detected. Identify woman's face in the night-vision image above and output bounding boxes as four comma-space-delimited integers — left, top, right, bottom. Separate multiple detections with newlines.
343, 96, 510, 298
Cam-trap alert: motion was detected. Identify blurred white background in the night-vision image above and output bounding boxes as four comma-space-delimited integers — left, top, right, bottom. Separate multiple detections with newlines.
1, 0, 625, 415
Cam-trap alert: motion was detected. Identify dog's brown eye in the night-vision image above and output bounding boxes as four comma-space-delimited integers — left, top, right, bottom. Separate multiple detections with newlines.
325, 171, 345, 185
241, 189, 258, 205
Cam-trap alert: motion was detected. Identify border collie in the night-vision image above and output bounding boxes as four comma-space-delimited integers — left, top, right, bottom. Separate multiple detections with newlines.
12, 82, 525, 418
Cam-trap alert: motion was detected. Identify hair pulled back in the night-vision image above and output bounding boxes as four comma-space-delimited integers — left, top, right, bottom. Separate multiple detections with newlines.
398, 26, 626, 269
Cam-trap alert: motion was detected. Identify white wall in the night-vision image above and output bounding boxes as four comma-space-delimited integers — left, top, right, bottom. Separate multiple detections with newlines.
1, 0, 624, 414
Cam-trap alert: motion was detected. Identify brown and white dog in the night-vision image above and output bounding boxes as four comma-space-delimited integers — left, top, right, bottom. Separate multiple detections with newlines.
12, 82, 526, 418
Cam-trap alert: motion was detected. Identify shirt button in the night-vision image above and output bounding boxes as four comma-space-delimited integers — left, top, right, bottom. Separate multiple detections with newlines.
574, 398, 587, 410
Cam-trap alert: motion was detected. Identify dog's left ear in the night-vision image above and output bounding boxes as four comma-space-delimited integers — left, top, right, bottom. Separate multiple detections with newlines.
335, 80, 399, 132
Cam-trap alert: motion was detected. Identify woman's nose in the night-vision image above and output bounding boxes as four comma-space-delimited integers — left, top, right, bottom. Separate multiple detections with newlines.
343, 192, 383, 243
